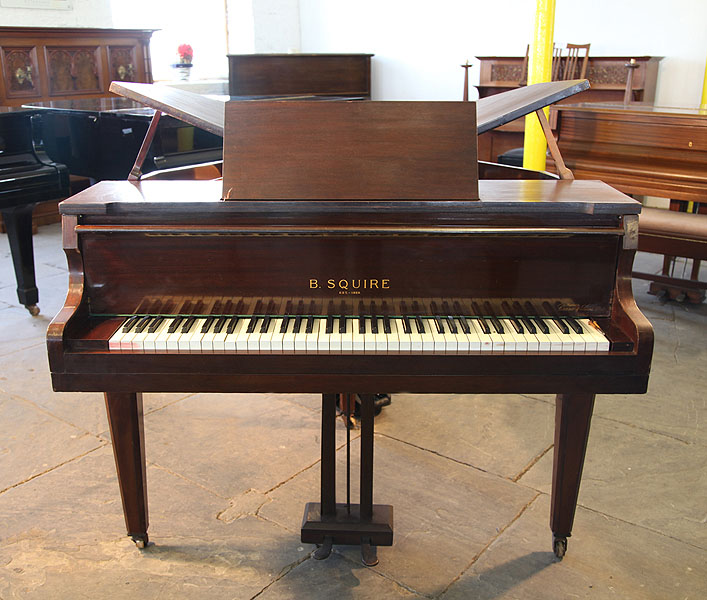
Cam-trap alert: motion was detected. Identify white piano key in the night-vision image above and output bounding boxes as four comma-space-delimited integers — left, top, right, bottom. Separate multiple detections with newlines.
268, 318, 286, 353
545, 319, 576, 352
282, 318, 297, 353
504, 319, 527, 352
386, 318, 401, 353
185, 318, 209, 352
224, 318, 247, 352
108, 319, 130, 351
419, 319, 435, 352
579, 319, 610, 351
293, 318, 308, 352
306, 318, 321, 353
341, 318, 354, 353
352, 318, 366, 352
142, 318, 170, 353
259, 318, 277, 352
329, 317, 343, 353
317, 318, 332, 354
374, 318, 388, 353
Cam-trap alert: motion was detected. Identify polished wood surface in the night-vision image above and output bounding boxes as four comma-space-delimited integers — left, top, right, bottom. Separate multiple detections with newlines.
228, 54, 372, 98
0, 27, 154, 106
222, 101, 478, 200
554, 103, 707, 204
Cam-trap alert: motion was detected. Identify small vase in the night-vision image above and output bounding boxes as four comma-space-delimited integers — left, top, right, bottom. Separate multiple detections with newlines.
171, 63, 193, 81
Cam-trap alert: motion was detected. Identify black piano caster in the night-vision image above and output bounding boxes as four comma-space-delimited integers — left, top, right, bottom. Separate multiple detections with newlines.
26, 304, 40, 316
552, 534, 567, 560
131, 533, 149, 549
361, 538, 379, 567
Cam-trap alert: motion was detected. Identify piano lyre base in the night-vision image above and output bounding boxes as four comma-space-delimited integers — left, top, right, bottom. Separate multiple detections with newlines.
300, 502, 394, 547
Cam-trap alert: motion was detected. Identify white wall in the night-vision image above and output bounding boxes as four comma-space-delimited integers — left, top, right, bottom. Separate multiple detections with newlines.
299, 0, 707, 108
0, 0, 112, 27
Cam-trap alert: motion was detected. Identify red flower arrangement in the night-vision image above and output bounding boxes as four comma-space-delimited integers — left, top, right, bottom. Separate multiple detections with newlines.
177, 43, 193, 64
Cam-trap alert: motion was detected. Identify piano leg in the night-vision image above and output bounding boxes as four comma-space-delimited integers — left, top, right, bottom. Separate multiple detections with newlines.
550, 392, 595, 559
104, 392, 149, 548
1, 204, 40, 315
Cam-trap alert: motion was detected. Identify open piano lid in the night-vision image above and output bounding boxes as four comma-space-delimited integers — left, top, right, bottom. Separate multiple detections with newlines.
109, 79, 589, 200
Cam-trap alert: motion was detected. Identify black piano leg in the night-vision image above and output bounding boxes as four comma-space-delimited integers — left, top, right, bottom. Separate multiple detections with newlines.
550, 392, 595, 559
104, 392, 149, 548
1, 204, 40, 315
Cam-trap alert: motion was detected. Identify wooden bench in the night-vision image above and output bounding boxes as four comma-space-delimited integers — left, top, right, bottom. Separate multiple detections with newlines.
633, 207, 707, 303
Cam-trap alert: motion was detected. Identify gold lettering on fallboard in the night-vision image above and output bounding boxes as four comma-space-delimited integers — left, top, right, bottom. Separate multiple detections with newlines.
309, 278, 391, 290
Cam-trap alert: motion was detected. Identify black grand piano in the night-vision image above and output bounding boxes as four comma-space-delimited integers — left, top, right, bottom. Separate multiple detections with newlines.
1, 108, 69, 315
47, 80, 653, 566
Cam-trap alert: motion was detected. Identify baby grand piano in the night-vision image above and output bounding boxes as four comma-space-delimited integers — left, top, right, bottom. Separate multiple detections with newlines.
47, 81, 653, 564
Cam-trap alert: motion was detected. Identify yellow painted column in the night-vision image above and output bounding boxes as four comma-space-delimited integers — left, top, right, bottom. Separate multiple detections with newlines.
523, 0, 556, 171
701, 58, 707, 111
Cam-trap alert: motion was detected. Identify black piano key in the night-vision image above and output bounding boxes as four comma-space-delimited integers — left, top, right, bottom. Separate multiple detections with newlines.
147, 316, 164, 333
553, 317, 570, 334
383, 316, 391, 334
325, 315, 334, 334
457, 316, 471, 334
135, 316, 152, 333
339, 316, 347, 334
359, 316, 366, 334
246, 316, 260, 334
565, 316, 584, 335
476, 317, 491, 335
434, 317, 445, 334
122, 315, 140, 333
201, 316, 215, 333
293, 316, 303, 334
305, 315, 315, 334
279, 316, 290, 334
259, 316, 272, 334
509, 316, 524, 334
490, 316, 504, 334
253, 299, 264, 314
370, 317, 379, 335
415, 316, 425, 334
402, 316, 412, 334
167, 317, 184, 334
212, 316, 227, 334
210, 300, 222, 315
180, 317, 196, 334
446, 316, 458, 334
534, 318, 550, 334
193, 300, 205, 314
521, 317, 536, 334
180, 300, 192, 314
226, 316, 240, 334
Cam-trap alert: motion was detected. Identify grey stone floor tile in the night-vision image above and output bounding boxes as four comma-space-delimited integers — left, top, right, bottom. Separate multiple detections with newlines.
374, 393, 554, 479
257, 551, 423, 599
261, 434, 538, 597
0, 344, 192, 435
441, 494, 707, 600
143, 393, 332, 498
0, 447, 308, 600
0, 309, 53, 356
0, 392, 104, 492
519, 416, 707, 549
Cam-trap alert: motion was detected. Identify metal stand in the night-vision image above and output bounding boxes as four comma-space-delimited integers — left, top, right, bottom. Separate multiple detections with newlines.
302, 393, 393, 566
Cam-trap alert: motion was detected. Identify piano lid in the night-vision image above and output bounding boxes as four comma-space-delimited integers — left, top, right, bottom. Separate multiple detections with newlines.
109, 81, 226, 137
476, 79, 589, 134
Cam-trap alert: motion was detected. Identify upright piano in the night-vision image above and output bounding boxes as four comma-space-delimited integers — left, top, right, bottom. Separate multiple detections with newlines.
47, 82, 653, 564
1, 108, 69, 314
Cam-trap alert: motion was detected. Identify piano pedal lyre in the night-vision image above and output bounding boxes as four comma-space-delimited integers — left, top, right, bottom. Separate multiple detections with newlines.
302, 393, 393, 566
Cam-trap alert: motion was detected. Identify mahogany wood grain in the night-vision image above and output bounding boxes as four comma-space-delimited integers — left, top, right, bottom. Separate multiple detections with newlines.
555, 103, 707, 202
222, 101, 478, 200
227, 54, 372, 98
104, 392, 148, 544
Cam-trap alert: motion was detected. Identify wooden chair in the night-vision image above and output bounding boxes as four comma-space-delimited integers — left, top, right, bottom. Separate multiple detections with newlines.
562, 43, 590, 80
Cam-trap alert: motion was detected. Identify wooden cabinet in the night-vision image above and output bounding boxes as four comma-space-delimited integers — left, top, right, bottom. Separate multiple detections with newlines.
0, 27, 155, 106
475, 55, 662, 162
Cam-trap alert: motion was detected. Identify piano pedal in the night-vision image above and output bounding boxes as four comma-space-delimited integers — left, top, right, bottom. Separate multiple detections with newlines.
339, 412, 359, 430
313, 536, 333, 560
360, 538, 379, 566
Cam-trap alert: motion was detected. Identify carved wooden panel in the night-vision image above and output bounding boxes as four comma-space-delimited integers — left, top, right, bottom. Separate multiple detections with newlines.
1, 46, 41, 98
46, 46, 101, 95
108, 45, 137, 82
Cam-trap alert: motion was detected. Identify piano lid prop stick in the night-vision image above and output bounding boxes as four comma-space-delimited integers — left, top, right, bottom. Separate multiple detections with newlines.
534, 108, 574, 180
128, 110, 163, 181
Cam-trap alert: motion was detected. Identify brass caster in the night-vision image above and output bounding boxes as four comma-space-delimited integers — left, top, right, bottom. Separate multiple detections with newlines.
27, 304, 40, 316
131, 533, 149, 549
553, 535, 567, 560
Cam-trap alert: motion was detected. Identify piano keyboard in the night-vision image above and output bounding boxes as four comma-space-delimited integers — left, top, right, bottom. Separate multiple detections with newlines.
108, 314, 610, 354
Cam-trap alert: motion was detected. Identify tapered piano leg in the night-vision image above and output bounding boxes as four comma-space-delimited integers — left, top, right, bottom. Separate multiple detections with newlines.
1, 204, 40, 315
550, 392, 595, 560
104, 392, 149, 548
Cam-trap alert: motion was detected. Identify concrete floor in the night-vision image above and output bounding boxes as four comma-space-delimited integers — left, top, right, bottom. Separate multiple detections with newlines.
0, 222, 705, 599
